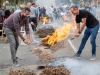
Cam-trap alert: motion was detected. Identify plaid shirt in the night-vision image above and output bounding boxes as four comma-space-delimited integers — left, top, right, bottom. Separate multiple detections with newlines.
3, 12, 30, 35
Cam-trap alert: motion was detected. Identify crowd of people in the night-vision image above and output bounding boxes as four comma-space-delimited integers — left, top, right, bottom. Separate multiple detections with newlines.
79, 4, 97, 17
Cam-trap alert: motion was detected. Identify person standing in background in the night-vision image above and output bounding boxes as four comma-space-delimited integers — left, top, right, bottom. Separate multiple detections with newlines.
43, 7, 46, 17
36, 5, 39, 30
30, 3, 36, 31
0, 6, 5, 23
5, 8, 11, 19
91, 4, 96, 17
21, 2, 39, 45
85, 4, 91, 12
49, 6, 54, 19
14, 7, 22, 13
39, 7, 42, 21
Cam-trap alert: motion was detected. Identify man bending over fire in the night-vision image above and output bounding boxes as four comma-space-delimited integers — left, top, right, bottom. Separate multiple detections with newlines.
70, 5, 99, 61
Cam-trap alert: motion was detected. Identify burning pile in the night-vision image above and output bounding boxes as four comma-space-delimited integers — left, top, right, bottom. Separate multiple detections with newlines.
7, 67, 37, 75
39, 65, 70, 75
42, 22, 76, 46
35, 28, 55, 38
30, 47, 54, 60
41, 16, 52, 23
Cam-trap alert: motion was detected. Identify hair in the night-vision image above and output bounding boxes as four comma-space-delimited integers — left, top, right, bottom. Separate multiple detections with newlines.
25, 7, 30, 12
70, 5, 78, 10
0, 6, 1, 8
27, 2, 31, 6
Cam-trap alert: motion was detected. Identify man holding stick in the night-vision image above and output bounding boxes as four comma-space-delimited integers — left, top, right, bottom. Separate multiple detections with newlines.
70, 5, 99, 61
3, 7, 31, 66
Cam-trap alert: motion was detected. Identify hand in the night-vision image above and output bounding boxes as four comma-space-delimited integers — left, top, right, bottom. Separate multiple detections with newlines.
31, 22, 34, 25
76, 33, 80, 37
27, 41, 31, 45
23, 40, 28, 44
70, 36, 75, 40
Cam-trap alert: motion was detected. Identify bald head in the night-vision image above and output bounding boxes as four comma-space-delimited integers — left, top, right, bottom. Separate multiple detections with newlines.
27, 2, 31, 8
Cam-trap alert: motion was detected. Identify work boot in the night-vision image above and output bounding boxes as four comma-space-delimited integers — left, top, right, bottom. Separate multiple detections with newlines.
13, 60, 21, 67
90, 54, 96, 61
73, 53, 81, 58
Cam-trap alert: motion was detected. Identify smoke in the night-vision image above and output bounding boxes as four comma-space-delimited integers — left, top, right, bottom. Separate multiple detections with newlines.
36, 0, 56, 14
51, 58, 100, 75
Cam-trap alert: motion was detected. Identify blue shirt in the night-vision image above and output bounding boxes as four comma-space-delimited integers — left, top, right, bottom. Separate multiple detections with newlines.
36, 7, 39, 16
91, 7, 96, 17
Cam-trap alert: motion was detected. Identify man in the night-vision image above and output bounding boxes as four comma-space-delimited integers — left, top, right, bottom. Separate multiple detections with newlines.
14, 7, 22, 13
3, 7, 31, 66
21, 2, 39, 45
85, 4, 91, 12
43, 7, 46, 17
30, 3, 37, 31
49, 6, 54, 18
36, 5, 39, 29
0, 6, 4, 23
70, 5, 99, 61
91, 4, 96, 17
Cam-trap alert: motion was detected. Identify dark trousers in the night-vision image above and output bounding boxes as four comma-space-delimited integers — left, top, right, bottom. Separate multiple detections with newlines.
77, 24, 99, 55
30, 17, 36, 31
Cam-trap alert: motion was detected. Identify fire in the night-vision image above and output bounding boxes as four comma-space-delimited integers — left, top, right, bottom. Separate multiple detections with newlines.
42, 14, 76, 46
41, 17, 51, 23
42, 22, 76, 46
63, 16, 70, 21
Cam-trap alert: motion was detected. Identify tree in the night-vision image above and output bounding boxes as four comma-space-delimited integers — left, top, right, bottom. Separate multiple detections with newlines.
72, 0, 80, 4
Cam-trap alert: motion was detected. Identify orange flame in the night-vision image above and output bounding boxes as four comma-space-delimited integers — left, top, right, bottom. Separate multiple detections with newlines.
63, 16, 70, 21
41, 17, 51, 23
42, 15, 76, 46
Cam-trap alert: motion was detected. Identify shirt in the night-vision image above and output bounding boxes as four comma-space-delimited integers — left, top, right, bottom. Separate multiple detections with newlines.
76, 10, 99, 28
91, 7, 96, 16
30, 6, 36, 18
3, 12, 30, 35
36, 7, 39, 16
49, 7, 53, 13
0, 8, 4, 18
85, 7, 91, 12
14, 9, 22, 13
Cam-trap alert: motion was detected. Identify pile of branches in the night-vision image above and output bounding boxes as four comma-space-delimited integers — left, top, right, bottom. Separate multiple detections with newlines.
30, 47, 55, 60
35, 28, 55, 38
39, 65, 70, 75
50, 40, 67, 53
7, 67, 37, 75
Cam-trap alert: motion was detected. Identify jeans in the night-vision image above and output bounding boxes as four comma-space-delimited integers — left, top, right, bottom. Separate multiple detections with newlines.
77, 24, 99, 55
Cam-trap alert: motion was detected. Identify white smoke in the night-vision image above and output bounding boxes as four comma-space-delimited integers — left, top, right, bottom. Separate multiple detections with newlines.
52, 58, 100, 75
36, 0, 56, 14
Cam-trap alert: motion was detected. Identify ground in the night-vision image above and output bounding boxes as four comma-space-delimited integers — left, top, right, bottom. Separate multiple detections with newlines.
0, 19, 100, 75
